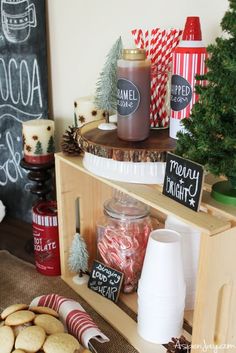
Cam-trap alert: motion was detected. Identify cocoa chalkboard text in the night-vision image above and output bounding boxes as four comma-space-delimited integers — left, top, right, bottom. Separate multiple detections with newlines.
88, 260, 123, 303
163, 153, 204, 212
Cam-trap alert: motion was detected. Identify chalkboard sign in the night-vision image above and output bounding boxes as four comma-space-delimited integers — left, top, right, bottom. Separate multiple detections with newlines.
117, 78, 140, 116
170, 74, 192, 111
0, 0, 48, 222
88, 260, 124, 303
163, 153, 204, 212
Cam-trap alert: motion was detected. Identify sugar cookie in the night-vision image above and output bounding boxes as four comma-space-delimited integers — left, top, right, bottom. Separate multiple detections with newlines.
5, 310, 35, 326
43, 333, 80, 353
0, 325, 14, 353
29, 306, 59, 318
15, 325, 46, 352
1, 304, 28, 320
34, 314, 64, 335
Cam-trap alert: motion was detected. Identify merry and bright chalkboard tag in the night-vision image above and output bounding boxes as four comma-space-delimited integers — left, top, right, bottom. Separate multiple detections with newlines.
88, 260, 124, 303
163, 153, 205, 212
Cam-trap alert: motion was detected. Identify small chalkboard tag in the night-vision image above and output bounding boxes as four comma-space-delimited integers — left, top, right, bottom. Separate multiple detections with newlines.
163, 153, 205, 212
88, 260, 124, 303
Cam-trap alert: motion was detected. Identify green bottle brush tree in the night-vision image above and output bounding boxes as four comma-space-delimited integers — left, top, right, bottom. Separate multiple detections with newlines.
176, 0, 236, 205
94, 36, 123, 122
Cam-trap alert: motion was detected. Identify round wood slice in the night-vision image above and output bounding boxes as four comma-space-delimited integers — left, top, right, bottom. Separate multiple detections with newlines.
75, 119, 176, 162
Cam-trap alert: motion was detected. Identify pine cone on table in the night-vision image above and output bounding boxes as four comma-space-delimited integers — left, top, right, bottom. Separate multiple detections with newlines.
166, 336, 191, 353
61, 126, 82, 156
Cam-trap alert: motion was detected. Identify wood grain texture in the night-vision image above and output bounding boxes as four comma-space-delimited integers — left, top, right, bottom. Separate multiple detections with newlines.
55, 153, 236, 353
75, 119, 176, 162
192, 228, 236, 352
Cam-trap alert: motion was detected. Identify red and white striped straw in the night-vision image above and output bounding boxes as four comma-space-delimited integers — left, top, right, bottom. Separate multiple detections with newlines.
131, 28, 182, 128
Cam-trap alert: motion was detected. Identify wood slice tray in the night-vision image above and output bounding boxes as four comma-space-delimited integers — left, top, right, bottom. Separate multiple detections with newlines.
75, 120, 176, 162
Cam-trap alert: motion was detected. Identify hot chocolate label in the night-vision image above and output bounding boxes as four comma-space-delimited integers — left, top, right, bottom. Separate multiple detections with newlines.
117, 78, 140, 116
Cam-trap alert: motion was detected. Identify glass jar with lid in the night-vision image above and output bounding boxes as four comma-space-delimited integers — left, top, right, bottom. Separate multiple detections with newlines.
97, 190, 153, 293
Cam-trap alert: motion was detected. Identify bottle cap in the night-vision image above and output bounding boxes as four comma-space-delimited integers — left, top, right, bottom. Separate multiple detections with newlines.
122, 48, 146, 60
182, 16, 202, 41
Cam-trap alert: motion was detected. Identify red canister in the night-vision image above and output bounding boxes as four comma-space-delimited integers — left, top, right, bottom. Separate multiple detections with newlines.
32, 201, 61, 276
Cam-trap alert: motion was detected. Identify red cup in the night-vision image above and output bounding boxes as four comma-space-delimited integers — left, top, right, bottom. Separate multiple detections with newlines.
182, 16, 202, 41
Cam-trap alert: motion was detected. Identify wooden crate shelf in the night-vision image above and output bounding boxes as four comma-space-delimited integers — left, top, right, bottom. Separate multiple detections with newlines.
55, 153, 236, 353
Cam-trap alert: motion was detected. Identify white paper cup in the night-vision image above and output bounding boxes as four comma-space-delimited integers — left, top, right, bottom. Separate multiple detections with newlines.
138, 313, 183, 344
138, 229, 185, 296
138, 296, 185, 315
137, 228, 186, 343
138, 301, 185, 319
165, 215, 201, 309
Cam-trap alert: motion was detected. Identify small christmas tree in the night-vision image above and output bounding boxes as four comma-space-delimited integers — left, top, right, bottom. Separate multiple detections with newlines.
47, 136, 55, 153
35, 141, 43, 155
68, 233, 89, 284
176, 0, 236, 204
94, 36, 123, 121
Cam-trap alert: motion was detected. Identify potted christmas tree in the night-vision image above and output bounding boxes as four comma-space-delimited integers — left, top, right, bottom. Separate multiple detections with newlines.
176, 0, 236, 205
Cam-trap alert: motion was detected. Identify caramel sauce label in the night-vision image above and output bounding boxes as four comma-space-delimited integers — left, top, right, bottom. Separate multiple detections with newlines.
117, 78, 140, 116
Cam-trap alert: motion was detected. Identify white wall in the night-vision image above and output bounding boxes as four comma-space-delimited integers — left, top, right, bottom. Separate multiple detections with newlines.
47, 0, 229, 148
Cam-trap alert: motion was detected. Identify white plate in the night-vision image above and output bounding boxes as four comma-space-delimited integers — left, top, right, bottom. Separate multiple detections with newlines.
83, 152, 166, 184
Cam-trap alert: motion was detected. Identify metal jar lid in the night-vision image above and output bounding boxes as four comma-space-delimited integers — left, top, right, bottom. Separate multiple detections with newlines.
122, 48, 146, 61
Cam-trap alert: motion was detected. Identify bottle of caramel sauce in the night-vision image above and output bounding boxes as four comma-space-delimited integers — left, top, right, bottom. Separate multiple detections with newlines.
117, 49, 151, 141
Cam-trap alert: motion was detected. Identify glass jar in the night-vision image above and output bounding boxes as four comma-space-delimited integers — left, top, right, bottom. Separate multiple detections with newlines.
96, 190, 152, 293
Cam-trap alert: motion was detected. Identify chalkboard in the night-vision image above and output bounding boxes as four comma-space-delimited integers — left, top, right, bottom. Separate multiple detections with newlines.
170, 74, 192, 111
88, 260, 124, 303
0, 0, 49, 222
163, 153, 204, 212
117, 78, 140, 116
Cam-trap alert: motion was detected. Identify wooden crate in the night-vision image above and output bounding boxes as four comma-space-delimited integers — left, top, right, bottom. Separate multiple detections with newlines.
55, 152, 236, 353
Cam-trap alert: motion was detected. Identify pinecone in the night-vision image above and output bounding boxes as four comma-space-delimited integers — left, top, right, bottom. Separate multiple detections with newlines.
166, 336, 191, 353
61, 126, 82, 156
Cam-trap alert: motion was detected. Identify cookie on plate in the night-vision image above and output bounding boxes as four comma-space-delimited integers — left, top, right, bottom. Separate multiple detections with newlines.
5, 310, 35, 326
12, 350, 26, 353
0, 325, 15, 353
29, 306, 59, 318
15, 325, 46, 352
1, 304, 28, 320
34, 314, 64, 335
43, 333, 80, 353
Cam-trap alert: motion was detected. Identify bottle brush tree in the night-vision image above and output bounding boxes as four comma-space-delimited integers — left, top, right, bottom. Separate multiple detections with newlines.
94, 36, 123, 121
176, 0, 236, 204
68, 233, 89, 284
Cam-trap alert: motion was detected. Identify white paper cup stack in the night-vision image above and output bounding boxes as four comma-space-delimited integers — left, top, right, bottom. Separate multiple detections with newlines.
137, 229, 186, 344
165, 215, 201, 310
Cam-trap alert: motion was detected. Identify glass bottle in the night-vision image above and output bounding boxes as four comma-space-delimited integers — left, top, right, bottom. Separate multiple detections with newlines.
96, 190, 152, 293
117, 49, 151, 141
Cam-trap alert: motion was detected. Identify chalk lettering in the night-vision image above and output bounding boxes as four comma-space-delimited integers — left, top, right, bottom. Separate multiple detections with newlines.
117, 89, 138, 101
163, 153, 204, 212
0, 131, 24, 186
165, 176, 189, 202
88, 261, 123, 302
0, 57, 42, 108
